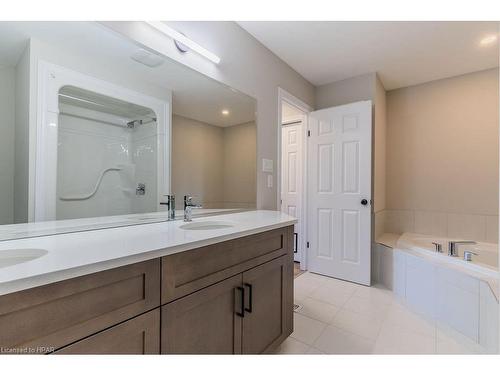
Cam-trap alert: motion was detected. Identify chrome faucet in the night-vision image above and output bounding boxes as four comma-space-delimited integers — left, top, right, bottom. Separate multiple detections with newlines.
160, 194, 176, 220
184, 195, 202, 222
463, 250, 478, 262
448, 240, 477, 257
431, 242, 443, 253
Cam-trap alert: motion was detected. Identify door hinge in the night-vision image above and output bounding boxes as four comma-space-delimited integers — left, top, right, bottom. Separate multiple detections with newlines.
306, 241, 310, 248
307, 130, 311, 137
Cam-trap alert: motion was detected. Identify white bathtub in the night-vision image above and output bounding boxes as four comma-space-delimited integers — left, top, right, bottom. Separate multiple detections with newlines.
397, 232, 499, 275
374, 232, 499, 353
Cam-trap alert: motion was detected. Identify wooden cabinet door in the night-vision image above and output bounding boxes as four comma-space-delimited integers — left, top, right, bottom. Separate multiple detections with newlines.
161, 274, 243, 354
241, 256, 293, 354
55, 309, 160, 354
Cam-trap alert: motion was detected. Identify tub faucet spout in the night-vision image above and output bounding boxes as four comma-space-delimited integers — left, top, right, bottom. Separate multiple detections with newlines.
431, 242, 443, 253
448, 241, 476, 257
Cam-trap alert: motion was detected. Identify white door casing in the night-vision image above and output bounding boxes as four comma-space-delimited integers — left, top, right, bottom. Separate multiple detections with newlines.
307, 101, 372, 285
281, 121, 304, 262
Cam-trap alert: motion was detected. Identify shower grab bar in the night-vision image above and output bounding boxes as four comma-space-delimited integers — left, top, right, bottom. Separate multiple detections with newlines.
59, 167, 123, 201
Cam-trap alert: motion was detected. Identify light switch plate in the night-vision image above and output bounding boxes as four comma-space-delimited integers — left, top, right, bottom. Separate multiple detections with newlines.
262, 158, 273, 173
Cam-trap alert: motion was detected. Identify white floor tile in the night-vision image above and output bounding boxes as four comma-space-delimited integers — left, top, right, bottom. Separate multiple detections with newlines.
436, 336, 477, 355
436, 324, 482, 354
374, 322, 436, 354
354, 284, 395, 305
343, 295, 391, 319
294, 273, 326, 300
331, 308, 385, 340
273, 337, 311, 354
306, 347, 325, 354
291, 313, 327, 345
321, 276, 360, 293
279, 272, 490, 355
313, 325, 375, 354
309, 283, 355, 307
296, 297, 340, 324
384, 302, 436, 338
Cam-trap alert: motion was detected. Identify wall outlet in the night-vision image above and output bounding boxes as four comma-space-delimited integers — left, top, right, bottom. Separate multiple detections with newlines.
267, 174, 273, 188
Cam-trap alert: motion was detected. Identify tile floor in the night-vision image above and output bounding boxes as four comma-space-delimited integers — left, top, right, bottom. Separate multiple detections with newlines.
275, 271, 485, 354
293, 262, 305, 278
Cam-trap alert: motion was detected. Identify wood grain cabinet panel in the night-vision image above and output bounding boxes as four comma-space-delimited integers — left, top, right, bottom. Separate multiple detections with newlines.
241, 256, 293, 354
161, 228, 289, 303
161, 274, 243, 354
0, 259, 160, 353
54, 309, 160, 354
0, 225, 295, 355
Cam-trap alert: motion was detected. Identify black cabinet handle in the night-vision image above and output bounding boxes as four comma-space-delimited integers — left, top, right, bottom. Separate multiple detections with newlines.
361, 199, 368, 206
235, 286, 245, 317
293, 233, 298, 253
244, 283, 253, 313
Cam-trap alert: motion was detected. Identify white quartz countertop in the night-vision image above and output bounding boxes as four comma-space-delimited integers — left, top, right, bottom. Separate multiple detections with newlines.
0, 210, 297, 296
0, 208, 246, 241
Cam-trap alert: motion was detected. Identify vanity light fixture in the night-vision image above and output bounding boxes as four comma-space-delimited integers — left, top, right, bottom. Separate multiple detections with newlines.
479, 34, 498, 46
221, 109, 229, 116
145, 21, 221, 64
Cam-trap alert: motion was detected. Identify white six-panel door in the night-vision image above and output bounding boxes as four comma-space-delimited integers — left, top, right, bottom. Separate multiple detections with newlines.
307, 101, 372, 285
281, 121, 303, 262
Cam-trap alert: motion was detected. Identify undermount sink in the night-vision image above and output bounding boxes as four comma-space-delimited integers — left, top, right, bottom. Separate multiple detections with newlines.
0, 248, 48, 269
180, 221, 234, 230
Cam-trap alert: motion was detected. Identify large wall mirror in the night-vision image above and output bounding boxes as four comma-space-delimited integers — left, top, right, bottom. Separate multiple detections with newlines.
0, 22, 256, 240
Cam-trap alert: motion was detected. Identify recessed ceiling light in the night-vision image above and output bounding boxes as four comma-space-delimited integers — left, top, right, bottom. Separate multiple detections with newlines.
479, 35, 498, 46
221, 109, 229, 116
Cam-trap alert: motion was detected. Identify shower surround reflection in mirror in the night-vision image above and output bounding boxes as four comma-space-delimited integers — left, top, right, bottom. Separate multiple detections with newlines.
56, 86, 160, 220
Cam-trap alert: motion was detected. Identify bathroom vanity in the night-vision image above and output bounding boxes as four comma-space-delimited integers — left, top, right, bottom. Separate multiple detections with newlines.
0, 211, 295, 354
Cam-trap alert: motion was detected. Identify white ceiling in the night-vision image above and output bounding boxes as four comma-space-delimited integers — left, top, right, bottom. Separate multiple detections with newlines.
238, 21, 500, 90
0, 22, 255, 127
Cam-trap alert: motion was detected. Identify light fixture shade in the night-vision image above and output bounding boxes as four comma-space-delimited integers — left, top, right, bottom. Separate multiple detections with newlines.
145, 21, 221, 64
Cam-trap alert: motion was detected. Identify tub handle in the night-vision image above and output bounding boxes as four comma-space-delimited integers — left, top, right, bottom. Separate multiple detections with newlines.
463, 251, 478, 262
431, 242, 443, 253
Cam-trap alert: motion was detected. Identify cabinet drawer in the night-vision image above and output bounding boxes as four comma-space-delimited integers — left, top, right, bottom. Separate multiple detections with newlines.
161, 226, 293, 303
55, 309, 160, 354
0, 259, 160, 353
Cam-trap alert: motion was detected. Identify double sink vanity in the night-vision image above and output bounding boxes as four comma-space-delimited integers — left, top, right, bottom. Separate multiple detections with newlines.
0, 210, 296, 354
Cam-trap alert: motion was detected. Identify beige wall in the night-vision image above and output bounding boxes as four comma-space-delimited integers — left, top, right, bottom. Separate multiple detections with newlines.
102, 21, 315, 210
315, 73, 376, 109
0, 67, 15, 224
385, 68, 499, 242
374, 76, 387, 214
315, 73, 387, 238
223, 122, 257, 208
172, 115, 224, 207
172, 115, 256, 208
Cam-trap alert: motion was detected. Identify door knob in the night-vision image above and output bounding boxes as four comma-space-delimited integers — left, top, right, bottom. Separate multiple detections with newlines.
361, 199, 368, 206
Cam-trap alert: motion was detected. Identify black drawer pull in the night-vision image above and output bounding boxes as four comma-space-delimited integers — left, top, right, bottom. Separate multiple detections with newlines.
244, 283, 253, 313
235, 286, 245, 317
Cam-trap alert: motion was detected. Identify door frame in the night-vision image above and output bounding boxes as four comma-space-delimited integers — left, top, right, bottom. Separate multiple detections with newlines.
277, 88, 312, 270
